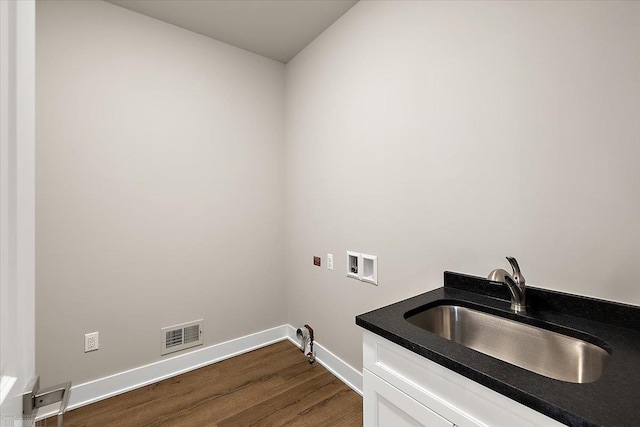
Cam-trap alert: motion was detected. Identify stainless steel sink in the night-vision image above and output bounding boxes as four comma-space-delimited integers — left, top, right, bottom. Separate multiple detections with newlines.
405, 304, 610, 383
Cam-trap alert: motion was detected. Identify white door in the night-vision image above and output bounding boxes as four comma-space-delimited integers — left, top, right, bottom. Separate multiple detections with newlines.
0, 0, 36, 425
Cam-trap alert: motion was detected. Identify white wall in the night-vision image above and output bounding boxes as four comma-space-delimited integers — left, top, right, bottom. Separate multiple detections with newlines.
285, 0, 640, 371
36, 0, 285, 388
37, 0, 640, 391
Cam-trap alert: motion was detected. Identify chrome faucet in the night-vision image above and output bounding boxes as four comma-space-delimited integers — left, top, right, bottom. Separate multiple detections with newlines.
488, 256, 526, 313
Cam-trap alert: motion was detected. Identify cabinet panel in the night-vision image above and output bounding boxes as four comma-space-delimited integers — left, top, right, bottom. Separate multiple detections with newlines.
363, 331, 564, 427
364, 369, 454, 427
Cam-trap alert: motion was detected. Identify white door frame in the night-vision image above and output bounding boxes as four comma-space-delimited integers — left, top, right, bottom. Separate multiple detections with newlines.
0, 0, 36, 425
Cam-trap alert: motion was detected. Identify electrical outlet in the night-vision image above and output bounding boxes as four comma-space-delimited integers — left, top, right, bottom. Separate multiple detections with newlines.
85, 332, 99, 352
327, 253, 334, 270
313, 256, 321, 267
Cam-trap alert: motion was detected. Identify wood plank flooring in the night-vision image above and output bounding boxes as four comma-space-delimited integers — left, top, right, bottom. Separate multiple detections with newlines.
41, 340, 362, 427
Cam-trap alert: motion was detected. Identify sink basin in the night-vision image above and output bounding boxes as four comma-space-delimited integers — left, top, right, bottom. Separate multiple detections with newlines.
405, 304, 610, 383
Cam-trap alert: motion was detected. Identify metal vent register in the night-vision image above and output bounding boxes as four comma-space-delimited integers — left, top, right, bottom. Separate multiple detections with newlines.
161, 320, 203, 355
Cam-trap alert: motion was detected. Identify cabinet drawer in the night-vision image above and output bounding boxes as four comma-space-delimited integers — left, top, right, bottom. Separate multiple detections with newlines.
364, 369, 454, 427
363, 331, 564, 427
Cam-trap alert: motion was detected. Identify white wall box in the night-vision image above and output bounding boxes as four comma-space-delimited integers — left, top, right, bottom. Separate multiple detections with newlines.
361, 254, 377, 286
347, 252, 378, 285
363, 331, 564, 427
347, 251, 360, 280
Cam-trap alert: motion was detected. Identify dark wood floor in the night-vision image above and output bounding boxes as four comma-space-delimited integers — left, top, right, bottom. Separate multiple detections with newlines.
42, 340, 362, 426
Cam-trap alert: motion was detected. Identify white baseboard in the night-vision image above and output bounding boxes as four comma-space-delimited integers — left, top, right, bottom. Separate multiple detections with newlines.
285, 325, 363, 396
37, 324, 362, 419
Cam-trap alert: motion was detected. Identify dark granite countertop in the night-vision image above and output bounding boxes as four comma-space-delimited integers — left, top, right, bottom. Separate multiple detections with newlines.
356, 272, 640, 427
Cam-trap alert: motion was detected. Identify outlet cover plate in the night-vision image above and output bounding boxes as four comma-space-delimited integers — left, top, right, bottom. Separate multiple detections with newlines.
85, 332, 99, 352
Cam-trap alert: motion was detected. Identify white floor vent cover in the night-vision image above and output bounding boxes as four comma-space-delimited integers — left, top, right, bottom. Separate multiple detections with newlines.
161, 319, 203, 356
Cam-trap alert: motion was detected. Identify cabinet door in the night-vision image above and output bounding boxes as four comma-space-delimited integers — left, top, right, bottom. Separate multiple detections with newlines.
364, 369, 454, 427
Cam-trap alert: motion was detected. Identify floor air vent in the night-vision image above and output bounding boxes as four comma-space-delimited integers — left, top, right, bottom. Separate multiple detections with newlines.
161, 320, 203, 356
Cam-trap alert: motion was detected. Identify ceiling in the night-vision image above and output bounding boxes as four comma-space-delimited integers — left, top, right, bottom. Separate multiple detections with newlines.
106, 0, 359, 63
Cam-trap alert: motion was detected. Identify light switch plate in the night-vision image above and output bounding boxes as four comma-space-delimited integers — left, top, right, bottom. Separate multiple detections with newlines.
327, 253, 334, 270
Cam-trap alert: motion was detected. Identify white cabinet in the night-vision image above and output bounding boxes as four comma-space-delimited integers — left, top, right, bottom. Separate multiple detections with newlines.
363, 331, 565, 427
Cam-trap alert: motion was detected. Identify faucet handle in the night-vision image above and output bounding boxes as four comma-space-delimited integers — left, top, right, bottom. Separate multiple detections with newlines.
506, 256, 525, 287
